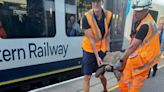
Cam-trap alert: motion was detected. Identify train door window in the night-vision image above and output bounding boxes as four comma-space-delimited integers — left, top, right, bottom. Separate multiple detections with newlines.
65, 0, 91, 37
0, 0, 56, 38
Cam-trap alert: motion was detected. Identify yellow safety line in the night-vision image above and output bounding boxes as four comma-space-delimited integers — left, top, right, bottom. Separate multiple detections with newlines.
0, 65, 81, 86
107, 64, 164, 91
108, 85, 118, 92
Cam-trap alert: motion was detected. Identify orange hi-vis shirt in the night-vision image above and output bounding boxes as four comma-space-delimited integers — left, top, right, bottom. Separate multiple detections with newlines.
82, 9, 112, 53
131, 14, 160, 75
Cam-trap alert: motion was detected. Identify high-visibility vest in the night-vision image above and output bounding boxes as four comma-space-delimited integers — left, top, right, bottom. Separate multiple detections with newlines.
130, 14, 161, 76
82, 9, 112, 53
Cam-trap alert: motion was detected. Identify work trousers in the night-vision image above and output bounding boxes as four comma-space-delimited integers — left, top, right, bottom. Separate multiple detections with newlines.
118, 55, 149, 92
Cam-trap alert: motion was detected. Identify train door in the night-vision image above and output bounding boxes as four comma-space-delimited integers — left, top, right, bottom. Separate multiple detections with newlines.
63, 0, 92, 60
104, 0, 128, 51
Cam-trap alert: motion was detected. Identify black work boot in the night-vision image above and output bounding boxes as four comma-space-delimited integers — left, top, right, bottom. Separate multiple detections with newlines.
147, 70, 151, 78
152, 69, 157, 77
152, 64, 158, 77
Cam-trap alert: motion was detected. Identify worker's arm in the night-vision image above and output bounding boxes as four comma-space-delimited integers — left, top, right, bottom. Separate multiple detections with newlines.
84, 29, 103, 66
121, 24, 149, 69
121, 38, 142, 67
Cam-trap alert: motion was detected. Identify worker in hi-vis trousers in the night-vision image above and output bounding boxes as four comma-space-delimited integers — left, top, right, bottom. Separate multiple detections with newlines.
113, 0, 161, 92
148, 16, 164, 78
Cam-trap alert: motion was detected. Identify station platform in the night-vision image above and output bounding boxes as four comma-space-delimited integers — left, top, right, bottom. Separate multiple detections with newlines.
113, 65, 164, 92
29, 59, 164, 92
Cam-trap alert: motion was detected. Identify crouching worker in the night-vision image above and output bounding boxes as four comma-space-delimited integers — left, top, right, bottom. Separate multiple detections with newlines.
96, 0, 161, 92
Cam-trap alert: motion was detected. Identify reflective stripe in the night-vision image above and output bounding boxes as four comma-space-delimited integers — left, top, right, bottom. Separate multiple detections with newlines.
133, 21, 160, 72
119, 73, 131, 84
133, 77, 144, 83
141, 22, 158, 46
131, 84, 141, 89
119, 80, 130, 84
88, 11, 103, 51
89, 11, 102, 41
88, 11, 109, 50
122, 73, 129, 77
130, 78, 143, 89
134, 21, 158, 52
82, 9, 111, 53
119, 79, 132, 91
88, 10, 110, 41
133, 53, 161, 72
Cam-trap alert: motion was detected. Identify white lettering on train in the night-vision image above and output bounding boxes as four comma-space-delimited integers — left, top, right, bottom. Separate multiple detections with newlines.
29, 42, 68, 58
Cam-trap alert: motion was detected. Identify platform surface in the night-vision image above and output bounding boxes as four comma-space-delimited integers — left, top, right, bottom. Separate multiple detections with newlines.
29, 59, 164, 92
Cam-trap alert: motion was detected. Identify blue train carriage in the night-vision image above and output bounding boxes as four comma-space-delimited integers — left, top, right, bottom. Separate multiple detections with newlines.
0, 0, 163, 91
0, 0, 82, 91
0, 0, 86, 91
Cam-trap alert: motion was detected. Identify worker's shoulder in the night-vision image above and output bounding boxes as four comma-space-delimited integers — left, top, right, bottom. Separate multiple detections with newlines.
103, 9, 112, 15
84, 9, 93, 16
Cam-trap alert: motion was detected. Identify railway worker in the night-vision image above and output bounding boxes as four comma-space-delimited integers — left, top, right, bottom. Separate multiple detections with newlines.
81, 0, 112, 92
113, 0, 161, 92
148, 16, 164, 77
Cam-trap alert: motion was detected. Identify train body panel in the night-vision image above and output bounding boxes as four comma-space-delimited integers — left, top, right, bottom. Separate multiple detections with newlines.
0, 0, 82, 71
0, 0, 83, 89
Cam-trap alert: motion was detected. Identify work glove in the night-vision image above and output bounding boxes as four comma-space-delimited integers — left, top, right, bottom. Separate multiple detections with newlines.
113, 60, 123, 71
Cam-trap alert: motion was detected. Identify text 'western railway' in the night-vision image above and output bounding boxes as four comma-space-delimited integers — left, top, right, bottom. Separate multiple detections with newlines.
0, 42, 68, 62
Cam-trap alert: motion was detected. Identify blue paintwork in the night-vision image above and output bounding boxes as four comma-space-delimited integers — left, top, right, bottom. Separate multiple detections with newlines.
0, 58, 82, 82
126, 0, 131, 17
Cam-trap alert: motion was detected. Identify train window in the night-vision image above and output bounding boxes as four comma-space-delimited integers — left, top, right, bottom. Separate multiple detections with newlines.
65, 0, 91, 37
0, 0, 56, 38
65, 0, 76, 5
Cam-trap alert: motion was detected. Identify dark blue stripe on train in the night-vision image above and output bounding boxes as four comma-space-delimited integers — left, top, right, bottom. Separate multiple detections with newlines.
0, 58, 82, 82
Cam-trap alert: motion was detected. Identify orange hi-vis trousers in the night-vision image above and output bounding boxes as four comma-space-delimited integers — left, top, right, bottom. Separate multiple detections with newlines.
118, 55, 149, 92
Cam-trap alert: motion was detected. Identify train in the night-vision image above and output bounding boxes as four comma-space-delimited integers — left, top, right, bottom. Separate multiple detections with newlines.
0, 0, 164, 91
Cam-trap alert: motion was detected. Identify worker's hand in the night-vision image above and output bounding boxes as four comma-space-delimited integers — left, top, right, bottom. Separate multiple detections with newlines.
96, 56, 103, 67
106, 51, 110, 55
114, 60, 123, 71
